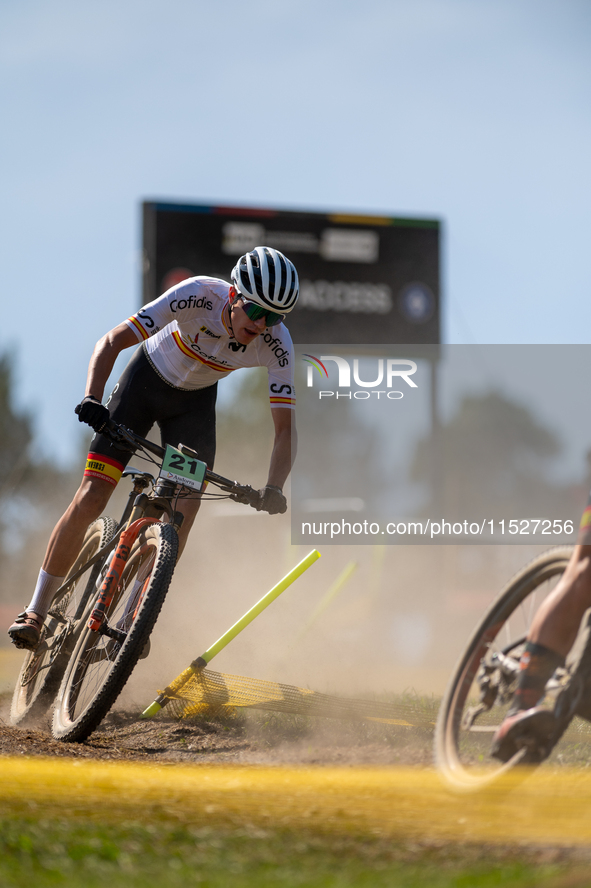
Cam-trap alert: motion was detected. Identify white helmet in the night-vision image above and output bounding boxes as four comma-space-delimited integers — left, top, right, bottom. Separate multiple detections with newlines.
231, 246, 299, 314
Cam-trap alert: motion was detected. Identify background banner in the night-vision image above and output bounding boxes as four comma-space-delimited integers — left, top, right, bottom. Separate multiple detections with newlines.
142, 201, 440, 345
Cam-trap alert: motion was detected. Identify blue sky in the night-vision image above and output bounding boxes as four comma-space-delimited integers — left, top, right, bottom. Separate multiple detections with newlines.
1, 0, 590, 464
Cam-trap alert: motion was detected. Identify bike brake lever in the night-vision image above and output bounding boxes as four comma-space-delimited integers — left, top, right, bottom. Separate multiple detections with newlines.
230, 486, 261, 508
103, 424, 137, 452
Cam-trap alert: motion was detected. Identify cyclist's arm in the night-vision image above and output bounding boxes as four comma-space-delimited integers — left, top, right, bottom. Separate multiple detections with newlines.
84, 323, 138, 401
267, 407, 297, 490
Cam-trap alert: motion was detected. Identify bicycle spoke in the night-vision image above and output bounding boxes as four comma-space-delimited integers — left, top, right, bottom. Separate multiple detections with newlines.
10, 518, 117, 726
436, 550, 574, 789
53, 524, 176, 740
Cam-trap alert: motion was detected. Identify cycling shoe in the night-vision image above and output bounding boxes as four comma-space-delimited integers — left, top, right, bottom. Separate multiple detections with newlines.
8, 612, 43, 651
491, 706, 558, 764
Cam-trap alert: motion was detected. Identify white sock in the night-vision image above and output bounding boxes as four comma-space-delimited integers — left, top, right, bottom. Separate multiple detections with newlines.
26, 569, 66, 619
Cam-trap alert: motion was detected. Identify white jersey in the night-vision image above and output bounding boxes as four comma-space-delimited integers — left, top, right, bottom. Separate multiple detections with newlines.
126, 276, 295, 409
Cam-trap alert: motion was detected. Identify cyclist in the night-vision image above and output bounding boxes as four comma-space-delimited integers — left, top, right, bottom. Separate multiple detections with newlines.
492, 527, 591, 761
8, 246, 299, 651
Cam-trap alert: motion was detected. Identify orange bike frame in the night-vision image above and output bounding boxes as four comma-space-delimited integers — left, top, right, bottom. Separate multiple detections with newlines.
87, 517, 161, 632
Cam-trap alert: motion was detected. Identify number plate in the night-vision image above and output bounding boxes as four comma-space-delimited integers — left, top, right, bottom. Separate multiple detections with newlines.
159, 445, 207, 491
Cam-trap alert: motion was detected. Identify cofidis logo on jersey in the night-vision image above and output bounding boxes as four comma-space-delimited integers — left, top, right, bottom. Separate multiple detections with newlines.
302, 354, 418, 400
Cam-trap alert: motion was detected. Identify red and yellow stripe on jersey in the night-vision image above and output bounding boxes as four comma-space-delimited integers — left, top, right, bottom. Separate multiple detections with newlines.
172, 331, 233, 373
270, 396, 296, 407
127, 316, 150, 340
84, 452, 124, 488
220, 301, 232, 335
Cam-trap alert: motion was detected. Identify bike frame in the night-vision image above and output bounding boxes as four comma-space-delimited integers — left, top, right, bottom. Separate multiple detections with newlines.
71, 420, 260, 644
87, 517, 160, 635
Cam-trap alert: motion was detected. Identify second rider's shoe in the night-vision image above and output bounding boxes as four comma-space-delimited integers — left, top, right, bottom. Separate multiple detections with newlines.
7, 612, 43, 651
491, 705, 558, 764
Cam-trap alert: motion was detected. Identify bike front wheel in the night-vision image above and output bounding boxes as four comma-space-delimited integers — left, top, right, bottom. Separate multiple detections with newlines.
52, 521, 178, 742
435, 547, 573, 790
10, 516, 118, 727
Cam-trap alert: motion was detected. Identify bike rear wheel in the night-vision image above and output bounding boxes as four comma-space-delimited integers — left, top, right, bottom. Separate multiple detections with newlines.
435, 547, 573, 790
10, 516, 118, 727
52, 521, 178, 742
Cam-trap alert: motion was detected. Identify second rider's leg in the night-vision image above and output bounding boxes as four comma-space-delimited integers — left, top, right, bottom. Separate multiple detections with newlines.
528, 545, 591, 657
492, 545, 591, 760
508, 545, 591, 712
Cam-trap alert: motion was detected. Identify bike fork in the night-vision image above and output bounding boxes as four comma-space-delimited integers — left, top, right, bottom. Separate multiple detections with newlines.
87, 517, 159, 634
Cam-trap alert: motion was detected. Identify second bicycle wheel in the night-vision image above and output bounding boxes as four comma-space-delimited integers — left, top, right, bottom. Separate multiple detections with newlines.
10, 516, 118, 727
435, 547, 573, 790
52, 521, 178, 742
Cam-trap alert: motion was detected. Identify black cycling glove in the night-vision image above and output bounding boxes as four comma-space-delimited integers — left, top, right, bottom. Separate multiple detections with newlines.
75, 396, 110, 433
257, 485, 287, 515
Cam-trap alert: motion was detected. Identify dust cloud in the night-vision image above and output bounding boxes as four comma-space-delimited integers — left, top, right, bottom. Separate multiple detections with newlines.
0, 441, 559, 715
122, 506, 550, 711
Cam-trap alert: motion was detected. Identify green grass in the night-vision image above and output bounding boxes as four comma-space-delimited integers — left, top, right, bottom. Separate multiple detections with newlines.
0, 816, 580, 888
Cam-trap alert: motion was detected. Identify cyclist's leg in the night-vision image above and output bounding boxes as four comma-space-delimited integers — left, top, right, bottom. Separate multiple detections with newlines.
492, 544, 591, 760
9, 348, 155, 646
528, 544, 591, 657
8, 475, 117, 649
504, 544, 591, 711
39, 350, 158, 581
157, 383, 217, 558
505, 545, 591, 711
528, 502, 591, 659
42, 476, 116, 576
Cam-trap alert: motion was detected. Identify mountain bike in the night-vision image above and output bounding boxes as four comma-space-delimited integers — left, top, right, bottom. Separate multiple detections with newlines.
10, 419, 261, 742
435, 547, 591, 789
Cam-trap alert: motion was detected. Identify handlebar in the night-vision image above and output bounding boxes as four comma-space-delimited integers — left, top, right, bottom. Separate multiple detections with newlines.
101, 419, 261, 507
103, 419, 165, 460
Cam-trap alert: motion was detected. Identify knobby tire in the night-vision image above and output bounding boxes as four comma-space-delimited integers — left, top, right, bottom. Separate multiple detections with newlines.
52, 521, 178, 742
10, 517, 118, 727
435, 547, 573, 790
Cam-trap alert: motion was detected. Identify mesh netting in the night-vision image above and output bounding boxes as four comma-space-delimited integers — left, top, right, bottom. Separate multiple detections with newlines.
160, 668, 435, 727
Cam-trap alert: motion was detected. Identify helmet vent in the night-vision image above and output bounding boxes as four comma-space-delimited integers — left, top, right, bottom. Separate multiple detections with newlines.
231, 246, 299, 313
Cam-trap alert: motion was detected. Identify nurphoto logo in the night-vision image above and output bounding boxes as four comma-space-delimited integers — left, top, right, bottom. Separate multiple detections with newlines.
302, 354, 418, 400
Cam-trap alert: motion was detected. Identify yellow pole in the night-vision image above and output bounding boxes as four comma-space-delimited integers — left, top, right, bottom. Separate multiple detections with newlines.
294, 561, 358, 644
140, 549, 321, 719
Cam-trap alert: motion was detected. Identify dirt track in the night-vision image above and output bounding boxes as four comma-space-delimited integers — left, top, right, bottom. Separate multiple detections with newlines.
0, 696, 435, 766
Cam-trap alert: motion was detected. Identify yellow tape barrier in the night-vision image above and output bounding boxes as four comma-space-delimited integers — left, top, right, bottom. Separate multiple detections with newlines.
3, 758, 591, 846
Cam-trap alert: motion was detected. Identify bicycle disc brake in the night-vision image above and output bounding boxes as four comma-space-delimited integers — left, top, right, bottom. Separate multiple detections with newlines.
463, 650, 521, 730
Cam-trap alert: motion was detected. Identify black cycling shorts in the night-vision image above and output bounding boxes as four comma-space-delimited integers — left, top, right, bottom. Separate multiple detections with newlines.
83, 345, 217, 487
